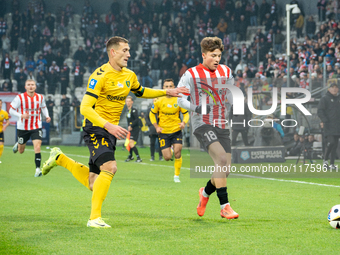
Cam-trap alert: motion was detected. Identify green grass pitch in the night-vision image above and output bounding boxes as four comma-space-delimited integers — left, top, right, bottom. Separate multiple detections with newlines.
0, 145, 339, 254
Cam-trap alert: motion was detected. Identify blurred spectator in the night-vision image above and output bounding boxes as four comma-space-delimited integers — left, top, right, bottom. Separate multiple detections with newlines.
1, 34, 10, 57
1, 79, 12, 92
150, 52, 161, 87
238, 15, 248, 41
51, 36, 62, 55
47, 69, 59, 94
216, 18, 227, 39
10, 24, 20, 51
59, 67, 69, 95
250, 0, 259, 26
0, 16, 8, 38
1, 53, 13, 80
227, 15, 237, 44
60, 94, 70, 127
317, 0, 327, 22
36, 70, 46, 94
141, 33, 151, 56
259, 0, 270, 25
151, 32, 160, 55
73, 46, 87, 67
71, 96, 81, 129
72, 61, 86, 88
55, 51, 65, 68
45, 12, 55, 36
295, 14, 304, 38
31, 25, 41, 55
140, 61, 153, 88
61, 35, 71, 56
86, 48, 98, 74
306, 16, 316, 39
49, 61, 60, 73
46, 95, 55, 128
274, 29, 285, 54
45, 48, 56, 67
36, 54, 47, 72
15, 68, 27, 93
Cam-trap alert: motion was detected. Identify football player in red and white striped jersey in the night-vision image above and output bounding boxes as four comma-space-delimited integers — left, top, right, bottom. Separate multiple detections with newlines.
177, 37, 239, 219
9, 79, 51, 177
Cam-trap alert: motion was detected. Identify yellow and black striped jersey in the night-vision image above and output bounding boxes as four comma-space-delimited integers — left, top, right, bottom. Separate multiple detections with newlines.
81, 62, 167, 128
150, 97, 189, 134
0, 109, 9, 133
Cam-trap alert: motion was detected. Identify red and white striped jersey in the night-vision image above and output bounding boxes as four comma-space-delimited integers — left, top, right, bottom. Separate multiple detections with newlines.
10, 92, 47, 130
177, 63, 234, 131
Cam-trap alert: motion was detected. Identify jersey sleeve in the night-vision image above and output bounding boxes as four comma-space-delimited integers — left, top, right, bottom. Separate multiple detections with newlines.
80, 74, 108, 127
41, 96, 50, 118
177, 71, 196, 112
149, 101, 159, 124
4, 111, 9, 120
180, 107, 189, 123
10, 95, 21, 110
130, 72, 167, 98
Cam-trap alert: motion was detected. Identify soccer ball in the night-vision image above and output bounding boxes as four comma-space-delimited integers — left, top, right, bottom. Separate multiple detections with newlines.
328, 205, 340, 229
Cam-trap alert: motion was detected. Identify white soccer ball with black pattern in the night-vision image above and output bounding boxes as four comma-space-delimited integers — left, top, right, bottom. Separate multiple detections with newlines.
328, 205, 340, 229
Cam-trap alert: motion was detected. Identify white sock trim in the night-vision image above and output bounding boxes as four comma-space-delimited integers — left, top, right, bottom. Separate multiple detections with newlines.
202, 189, 209, 198
220, 202, 230, 210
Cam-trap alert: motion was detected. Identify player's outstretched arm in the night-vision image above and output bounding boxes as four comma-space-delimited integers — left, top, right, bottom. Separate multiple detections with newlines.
165, 87, 189, 97
134, 86, 189, 99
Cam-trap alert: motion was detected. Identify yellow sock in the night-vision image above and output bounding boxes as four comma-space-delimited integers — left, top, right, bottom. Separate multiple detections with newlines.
57, 154, 90, 190
0, 144, 3, 159
174, 156, 182, 176
90, 170, 114, 220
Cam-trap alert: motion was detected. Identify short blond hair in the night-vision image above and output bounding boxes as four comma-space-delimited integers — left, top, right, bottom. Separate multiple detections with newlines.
25, 79, 36, 85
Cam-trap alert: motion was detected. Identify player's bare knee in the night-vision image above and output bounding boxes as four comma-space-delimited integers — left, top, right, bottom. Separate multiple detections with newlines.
164, 156, 171, 161
19, 149, 25, 154
217, 154, 228, 166
175, 152, 181, 159
89, 182, 94, 191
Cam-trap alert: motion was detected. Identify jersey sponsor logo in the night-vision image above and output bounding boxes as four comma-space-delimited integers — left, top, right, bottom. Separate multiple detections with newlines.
152, 105, 155, 109
126, 81, 130, 88
117, 82, 124, 88
164, 112, 176, 115
107, 95, 127, 101
89, 79, 97, 89
167, 104, 172, 108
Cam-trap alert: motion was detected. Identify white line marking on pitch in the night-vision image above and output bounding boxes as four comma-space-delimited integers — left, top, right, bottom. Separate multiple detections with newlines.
8, 147, 340, 188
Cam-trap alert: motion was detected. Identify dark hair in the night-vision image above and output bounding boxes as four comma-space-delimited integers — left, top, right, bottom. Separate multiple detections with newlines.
163, 78, 174, 83
200, 37, 224, 54
106, 36, 129, 54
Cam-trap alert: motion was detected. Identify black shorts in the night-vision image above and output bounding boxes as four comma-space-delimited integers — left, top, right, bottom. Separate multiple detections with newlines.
130, 129, 139, 141
17, 129, 42, 144
83, 126, 116, 175
0, 132, 3, 142
193, 125, 231, 153
158, 130, 183, 150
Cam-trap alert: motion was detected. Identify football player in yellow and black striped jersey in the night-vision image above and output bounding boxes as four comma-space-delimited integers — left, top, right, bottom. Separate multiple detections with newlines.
41, 36, 189, 228
150, 79, 189, 183
0, 99, 9, 163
